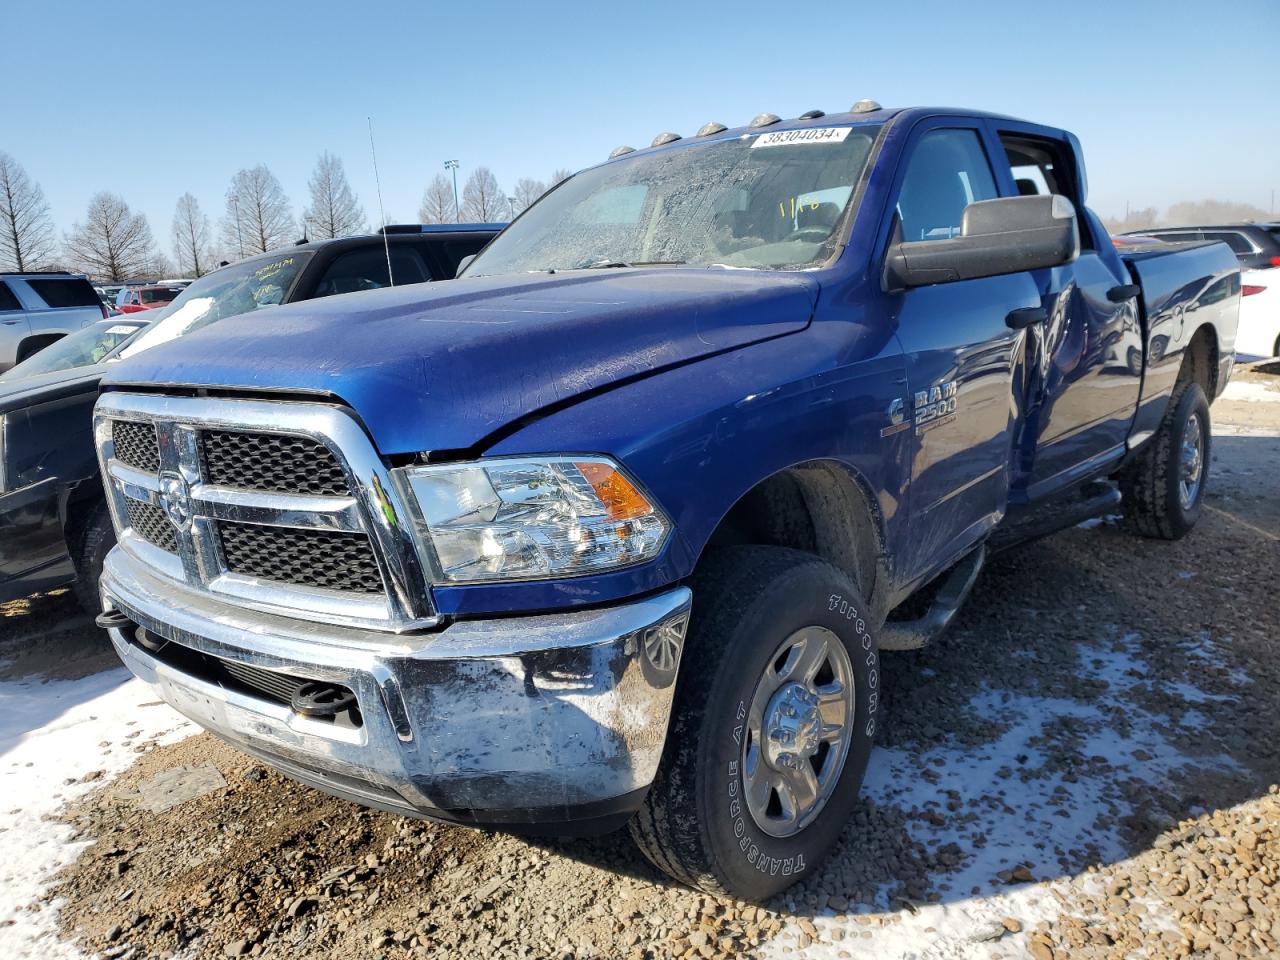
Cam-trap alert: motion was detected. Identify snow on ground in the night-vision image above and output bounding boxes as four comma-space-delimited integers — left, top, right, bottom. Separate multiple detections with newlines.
1221, 379, 1280, 403
760, 631, 1241, 959
0, 667, 194, 959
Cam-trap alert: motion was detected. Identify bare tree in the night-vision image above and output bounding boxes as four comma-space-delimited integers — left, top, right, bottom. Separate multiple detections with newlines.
1102, 207, 1159, 235
64, 192, 159, 280
549, 168, 573, 187
461, 167, 505, 222
1164, 199, 1272, 226
171, 193, 214, 277
512, 177, 548, 213
0, 152, 57, 271
418, 174, 457, 224
302, 152, 366, 239
222, 165, 294, 256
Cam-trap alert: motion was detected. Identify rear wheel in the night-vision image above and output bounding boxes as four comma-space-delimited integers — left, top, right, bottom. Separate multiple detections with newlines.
629, 546, 879, 900
1121, 383, 1210, 539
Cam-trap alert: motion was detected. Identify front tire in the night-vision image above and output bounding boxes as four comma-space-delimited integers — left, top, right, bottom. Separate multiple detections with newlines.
1121, 382, 1210, 539
73, 503, 116, 616
630, 546, 879, 900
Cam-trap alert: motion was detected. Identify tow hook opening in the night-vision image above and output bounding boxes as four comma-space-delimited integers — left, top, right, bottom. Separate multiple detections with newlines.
291, 681, 359, 719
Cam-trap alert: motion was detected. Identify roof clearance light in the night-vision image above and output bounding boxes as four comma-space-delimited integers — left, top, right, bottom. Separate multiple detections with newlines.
696, 121, 728, 137
650, 132, 682, 147
608, 146, 636, 159
798, 109, 826, 119
850, 99, 882, 113
749, 113, 781, 128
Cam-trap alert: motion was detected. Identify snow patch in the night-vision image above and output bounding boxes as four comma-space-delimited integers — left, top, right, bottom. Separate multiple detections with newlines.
0, 668, 195, 959
759, 632, 1240, 959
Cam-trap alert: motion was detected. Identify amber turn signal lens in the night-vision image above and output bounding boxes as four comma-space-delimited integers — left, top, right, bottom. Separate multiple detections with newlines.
576, 461, 653, 521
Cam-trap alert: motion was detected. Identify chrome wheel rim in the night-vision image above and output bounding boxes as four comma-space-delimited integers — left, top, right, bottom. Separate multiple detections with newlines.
742, 626, 855, 838
1179, 412, 1204, 510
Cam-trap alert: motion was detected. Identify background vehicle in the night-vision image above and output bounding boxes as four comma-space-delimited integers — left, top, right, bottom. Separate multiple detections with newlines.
0, 224, 501, 612
0, 272, 108, 372
1124, 224, 1280, 271
91, 107, 1237, 901
1238, 269, 1279, 357
0, 318, 148, 383
114, 284, 184, 313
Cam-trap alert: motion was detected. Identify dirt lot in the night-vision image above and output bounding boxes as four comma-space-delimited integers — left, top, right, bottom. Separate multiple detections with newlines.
3, 366, 1278, 960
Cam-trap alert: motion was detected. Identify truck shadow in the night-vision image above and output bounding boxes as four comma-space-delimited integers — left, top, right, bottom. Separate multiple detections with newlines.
0, 590, 132, 762
531, 503, 1279, 920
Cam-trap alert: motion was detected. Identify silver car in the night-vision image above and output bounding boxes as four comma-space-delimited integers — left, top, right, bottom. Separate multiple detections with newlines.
0, 272, 107, 371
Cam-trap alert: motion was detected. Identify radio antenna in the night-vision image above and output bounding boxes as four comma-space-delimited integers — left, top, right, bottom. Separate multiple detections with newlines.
367, 116, 394, 286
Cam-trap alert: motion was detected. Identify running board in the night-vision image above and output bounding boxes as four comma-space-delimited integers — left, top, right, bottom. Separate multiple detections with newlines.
879, 545, 986, 652
989, 480, 1122, 553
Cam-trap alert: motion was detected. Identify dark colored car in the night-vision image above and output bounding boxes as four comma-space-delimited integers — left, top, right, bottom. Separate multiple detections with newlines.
1124, 224, 1280, 271
0, 225, 501, 611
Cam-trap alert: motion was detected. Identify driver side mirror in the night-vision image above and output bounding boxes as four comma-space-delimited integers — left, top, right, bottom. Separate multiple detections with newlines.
886, 194, 1080, 289
456, 254, 476, 278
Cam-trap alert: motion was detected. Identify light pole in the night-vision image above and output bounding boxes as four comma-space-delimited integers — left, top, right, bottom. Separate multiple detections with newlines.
506, 196, 517, 220
444, 160, 460, 222
232, 196, 245, 258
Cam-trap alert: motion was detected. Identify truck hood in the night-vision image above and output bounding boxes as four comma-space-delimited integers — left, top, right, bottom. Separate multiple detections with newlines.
103, 268, 819, 454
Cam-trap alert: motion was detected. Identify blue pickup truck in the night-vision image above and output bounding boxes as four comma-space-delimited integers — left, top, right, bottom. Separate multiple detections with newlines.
92, 103, 1238, 900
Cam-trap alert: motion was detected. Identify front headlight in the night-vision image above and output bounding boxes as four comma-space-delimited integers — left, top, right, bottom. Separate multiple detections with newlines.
398, 456, 671, 583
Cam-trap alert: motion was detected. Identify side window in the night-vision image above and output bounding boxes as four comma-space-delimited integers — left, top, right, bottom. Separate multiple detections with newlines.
0, 281, 21, 311
1202, 231, 1255, 254
312, 247, 430, 298
896, 129, 997, 242
27, 278, 100, 308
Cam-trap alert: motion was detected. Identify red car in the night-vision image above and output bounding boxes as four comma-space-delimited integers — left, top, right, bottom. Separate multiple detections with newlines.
114, 285, 183, 314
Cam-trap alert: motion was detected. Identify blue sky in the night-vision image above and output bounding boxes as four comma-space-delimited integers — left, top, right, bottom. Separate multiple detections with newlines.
4, 0, 1277, 257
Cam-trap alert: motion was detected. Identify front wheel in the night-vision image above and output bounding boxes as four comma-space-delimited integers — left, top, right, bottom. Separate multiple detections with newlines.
630, 546, 879, 900
1121, 382, 1211, 539
73, 502, 116, 616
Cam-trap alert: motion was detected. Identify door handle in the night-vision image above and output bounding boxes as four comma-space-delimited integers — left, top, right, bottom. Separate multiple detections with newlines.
1107, 284, 1141, 303
1006, 306, 1047, 330
1, 319, 20, 325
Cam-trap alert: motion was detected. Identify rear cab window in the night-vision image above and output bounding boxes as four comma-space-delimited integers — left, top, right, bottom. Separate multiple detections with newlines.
997, 132, 1094, 248
312, 246, 431, 298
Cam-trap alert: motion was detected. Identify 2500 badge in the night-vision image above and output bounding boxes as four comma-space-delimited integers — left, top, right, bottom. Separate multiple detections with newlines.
915, 380, 958, 432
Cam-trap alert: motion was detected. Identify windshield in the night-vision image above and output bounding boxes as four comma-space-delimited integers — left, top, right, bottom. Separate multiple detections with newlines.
141, 287, 182, 304
0, 320, 146, 382
467, 124, 882, 276
112, 252, 311, 360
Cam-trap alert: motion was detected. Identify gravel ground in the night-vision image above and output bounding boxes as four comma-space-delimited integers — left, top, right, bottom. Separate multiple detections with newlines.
3, 365, 1277, 960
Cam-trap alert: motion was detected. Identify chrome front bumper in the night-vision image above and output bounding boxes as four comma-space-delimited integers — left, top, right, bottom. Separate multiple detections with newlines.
101, 547, 690, 833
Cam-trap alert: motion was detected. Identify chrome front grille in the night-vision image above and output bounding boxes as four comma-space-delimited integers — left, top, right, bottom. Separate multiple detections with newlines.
200, 430, 349, 496
219, 522, 384, 594
95, 393, 436, 632
125, 498, 178, 553
112, 420, 160, 472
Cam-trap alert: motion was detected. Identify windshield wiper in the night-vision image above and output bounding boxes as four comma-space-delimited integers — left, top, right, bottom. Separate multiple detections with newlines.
578, 259, 687, 269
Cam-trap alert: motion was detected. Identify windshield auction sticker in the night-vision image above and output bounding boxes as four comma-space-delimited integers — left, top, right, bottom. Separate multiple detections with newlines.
751, 126, 852, 148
